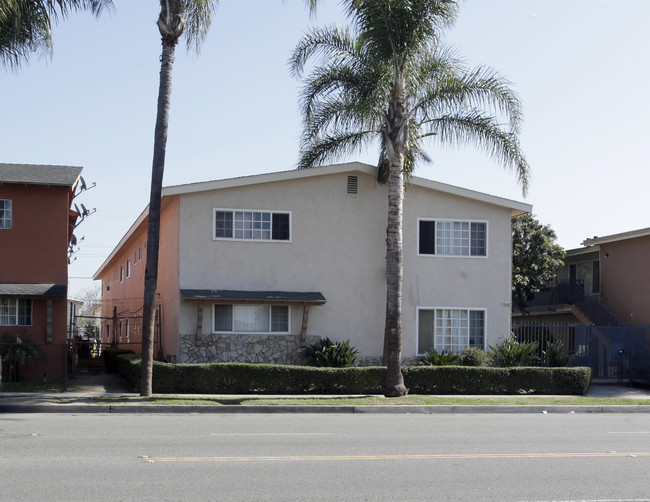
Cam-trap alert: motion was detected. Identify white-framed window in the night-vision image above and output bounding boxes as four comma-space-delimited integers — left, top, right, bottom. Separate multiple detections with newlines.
0, 199, 12, 229
417, 307, 485, 354
120, 266, 124, 283
126, 259, 131, 278
213, 209, 291, 242
213, 304, 290, 334
418, 219, 487, 257
0, 298, 32, 326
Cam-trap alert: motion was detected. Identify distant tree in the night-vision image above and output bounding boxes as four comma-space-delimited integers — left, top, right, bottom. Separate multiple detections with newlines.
0, 0, 113, 70
77, 285, 102, 340
512, 214, 565, 311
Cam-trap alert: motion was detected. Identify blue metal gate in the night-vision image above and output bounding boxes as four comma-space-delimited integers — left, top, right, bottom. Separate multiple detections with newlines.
513, 322, 650, 386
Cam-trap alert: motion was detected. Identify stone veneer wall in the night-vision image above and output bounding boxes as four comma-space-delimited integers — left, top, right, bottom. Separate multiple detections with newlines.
181, 333, 423, 367
180, 333, 321, 365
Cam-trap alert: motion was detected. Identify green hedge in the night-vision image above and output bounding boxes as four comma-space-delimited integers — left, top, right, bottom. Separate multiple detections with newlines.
115, 356, 592, 395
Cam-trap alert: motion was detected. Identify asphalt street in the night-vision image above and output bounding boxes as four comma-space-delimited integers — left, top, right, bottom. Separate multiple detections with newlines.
1, 412, 649, 501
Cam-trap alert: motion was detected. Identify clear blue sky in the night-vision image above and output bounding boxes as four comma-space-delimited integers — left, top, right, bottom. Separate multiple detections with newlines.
3, 0, 649, 299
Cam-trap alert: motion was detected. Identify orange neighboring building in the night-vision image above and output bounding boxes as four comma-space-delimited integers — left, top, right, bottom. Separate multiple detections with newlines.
0, 163, 82, 382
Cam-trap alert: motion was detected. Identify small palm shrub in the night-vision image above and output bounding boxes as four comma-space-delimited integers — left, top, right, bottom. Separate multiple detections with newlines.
544, 341, 570, 367
488, 336, 539, 367
304, 338, 359, 368
0, 333, 45, 382
420, 348, 458, 366
457, 347, 488, 367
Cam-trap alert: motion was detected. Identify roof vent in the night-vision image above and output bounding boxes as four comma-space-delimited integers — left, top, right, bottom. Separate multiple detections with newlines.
347, 175, 358, 199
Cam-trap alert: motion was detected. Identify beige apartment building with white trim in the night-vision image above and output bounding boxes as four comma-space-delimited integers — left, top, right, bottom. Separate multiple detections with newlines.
94, 162, 530, 365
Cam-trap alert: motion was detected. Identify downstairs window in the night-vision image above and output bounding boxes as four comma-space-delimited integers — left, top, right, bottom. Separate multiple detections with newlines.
418, 308, 485, 354
213, 304, 290, 334
0, 298, 32, 326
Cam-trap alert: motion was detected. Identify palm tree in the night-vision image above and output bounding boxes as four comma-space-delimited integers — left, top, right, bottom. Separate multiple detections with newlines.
290, 0, 529, 397
140, 0, 218, 396
139, 0, 323, 397
0, 0, 112, 70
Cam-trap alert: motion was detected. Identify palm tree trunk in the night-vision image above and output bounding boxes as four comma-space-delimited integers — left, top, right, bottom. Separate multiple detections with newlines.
140, 40, 176, 397
384, 158, 407, 397
382, 76, 409, 398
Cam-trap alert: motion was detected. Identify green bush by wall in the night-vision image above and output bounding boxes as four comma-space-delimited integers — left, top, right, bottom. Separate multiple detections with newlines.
115, 355, 591, 395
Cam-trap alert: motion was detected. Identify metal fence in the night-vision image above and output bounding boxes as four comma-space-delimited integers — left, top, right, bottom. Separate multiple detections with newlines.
513, 321, 650, 386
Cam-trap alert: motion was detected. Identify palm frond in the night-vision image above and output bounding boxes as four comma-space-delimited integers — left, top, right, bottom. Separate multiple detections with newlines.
414, 55, 523, 133
299, 61, 389, 137
346, 0, 457, 62
426, 111, 529, 194
0, 0, 113, 70
183, 0, 218, 54
289, 25, 360, 78
298, 129, 376, 169
0, 1, 52, 70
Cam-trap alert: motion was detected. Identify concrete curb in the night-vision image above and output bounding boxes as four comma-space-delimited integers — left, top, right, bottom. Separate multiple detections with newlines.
2, 403, 650, 414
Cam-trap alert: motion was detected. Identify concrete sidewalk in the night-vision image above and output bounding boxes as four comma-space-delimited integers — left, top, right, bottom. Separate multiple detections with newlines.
1, 371, 650, 414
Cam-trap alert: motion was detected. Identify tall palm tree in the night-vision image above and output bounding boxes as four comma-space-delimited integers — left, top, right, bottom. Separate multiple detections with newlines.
139, 0, 323, 397
140, 0, 218, 397
290, 0, 529, 397
0, 0, 112, 70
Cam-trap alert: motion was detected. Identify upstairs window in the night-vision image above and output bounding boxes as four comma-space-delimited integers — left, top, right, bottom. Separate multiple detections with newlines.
213, 304, 290, 334
214, 209, 290, 242
419, 219, 487, 257
0, 298, 32, 326
0, 200, 12, 229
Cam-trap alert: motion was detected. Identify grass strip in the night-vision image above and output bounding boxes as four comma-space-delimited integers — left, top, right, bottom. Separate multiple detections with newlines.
58, 395, 650, 407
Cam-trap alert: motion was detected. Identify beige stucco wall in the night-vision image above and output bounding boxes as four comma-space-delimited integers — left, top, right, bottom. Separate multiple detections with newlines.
177, 169, 515, 361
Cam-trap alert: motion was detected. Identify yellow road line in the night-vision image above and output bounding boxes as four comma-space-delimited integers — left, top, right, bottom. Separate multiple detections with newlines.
148, 451, 650, 463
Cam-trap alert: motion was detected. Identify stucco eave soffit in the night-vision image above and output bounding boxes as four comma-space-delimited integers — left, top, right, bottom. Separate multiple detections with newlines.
565, 246, 600, 259
161, 162, 373, 197
161, 162, 531, 214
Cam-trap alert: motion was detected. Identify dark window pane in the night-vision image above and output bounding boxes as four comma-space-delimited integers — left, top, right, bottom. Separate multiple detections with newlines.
469, 310, 485, 348
213, 305, 233, 331
18, 299, 32, 326
419, 221, 435, 255
592, 261, 600, 294
271, 306, 289, 332
272, 213, 290, 241
470, 222, 486, 256
215, 211, 233, 238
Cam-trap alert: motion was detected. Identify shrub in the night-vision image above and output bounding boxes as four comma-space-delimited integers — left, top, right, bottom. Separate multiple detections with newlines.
457, 347, 488, 367
420, 348, 458, 366
0, 333, 45, 382
489, 336, 539, 367
304, 337, 359, 367
544, 341, 570, 367
112, 353, 591, 395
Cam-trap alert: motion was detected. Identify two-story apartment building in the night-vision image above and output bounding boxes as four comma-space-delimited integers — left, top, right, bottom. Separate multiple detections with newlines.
93, 162, 531, 365
0, 163, 82, 382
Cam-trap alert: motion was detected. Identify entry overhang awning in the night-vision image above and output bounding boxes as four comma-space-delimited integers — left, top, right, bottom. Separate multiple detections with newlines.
0, 283, 67, 297
180, 289, 326, 305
